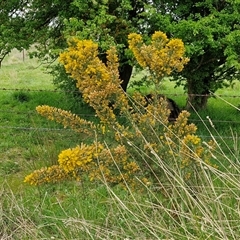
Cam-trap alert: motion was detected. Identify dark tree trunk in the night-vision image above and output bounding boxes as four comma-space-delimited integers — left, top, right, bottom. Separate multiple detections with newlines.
119, 63, 133, 92
186, 94, 209, 110
185, 79, 210, 110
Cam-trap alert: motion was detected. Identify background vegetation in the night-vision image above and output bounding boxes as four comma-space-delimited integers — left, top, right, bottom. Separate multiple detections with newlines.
1, 0, 240, 109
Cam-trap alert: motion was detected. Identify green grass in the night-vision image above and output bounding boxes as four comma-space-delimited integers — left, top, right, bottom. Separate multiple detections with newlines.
1, 50, 240, 239
0, 49, 55, 90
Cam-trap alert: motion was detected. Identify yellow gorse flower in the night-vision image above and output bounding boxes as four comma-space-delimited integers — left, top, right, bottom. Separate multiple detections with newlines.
59, 38, 129, 125
24, 165, 69, 185
183, 134, 201, 145
58, 143, 102, 173
128, 31, 189, 83
36, 105, 95, 135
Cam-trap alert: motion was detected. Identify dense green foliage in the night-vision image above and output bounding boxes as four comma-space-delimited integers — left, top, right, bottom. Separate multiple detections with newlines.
148, 0, 240, 109
1, 0, 240, 109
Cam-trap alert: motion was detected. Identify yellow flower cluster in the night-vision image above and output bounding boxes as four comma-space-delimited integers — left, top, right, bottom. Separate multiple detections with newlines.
36, 105, 95, 135
183, 134, 201, 145
164, 111, 204, 161
25, 140, 142, 187
159, 112, 217, 183
58, 143, 103, 174
131, 109, 217, 184
59, 39, 105, 84
59, 39, 129, 125
24, 165, 69, 185
128, 31, 189, 84
167, 111, 197, 139
140, 95, 170, 125
88, 145, 141, 187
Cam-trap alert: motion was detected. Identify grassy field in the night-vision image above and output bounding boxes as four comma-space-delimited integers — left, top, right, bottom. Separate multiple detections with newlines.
0, 50, 240, 239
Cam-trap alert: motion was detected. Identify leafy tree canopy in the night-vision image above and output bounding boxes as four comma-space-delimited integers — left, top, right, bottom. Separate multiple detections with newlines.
1, 0, 240, 109
148, 0, 240, 108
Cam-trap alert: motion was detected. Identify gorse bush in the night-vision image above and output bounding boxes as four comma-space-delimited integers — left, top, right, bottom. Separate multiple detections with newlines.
24, 32, 216, 190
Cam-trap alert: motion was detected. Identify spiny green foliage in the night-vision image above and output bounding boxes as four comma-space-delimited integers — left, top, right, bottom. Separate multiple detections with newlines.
24, 32, 217, 190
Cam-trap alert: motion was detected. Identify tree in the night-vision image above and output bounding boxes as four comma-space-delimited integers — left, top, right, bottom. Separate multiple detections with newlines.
1, 0, 240, 109
1, 0, 144, 90
146, 0, 240, 109
0, 0, 29, 67
49, 0, 146, 91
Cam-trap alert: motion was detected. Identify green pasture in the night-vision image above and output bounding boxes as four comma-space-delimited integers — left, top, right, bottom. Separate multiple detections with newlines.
0, 50, 240, 239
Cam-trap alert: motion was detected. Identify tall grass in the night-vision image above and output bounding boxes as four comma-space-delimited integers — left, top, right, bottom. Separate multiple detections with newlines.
0, 50, 240, 239
1, 108, 240, 239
